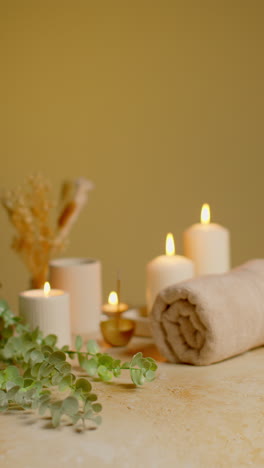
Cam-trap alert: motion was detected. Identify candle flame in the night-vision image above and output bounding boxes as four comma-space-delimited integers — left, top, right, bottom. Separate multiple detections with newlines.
108, 291, 118, 305
165, 233, 175, 256
43, 281, 51, 297
201, 203, 210, 224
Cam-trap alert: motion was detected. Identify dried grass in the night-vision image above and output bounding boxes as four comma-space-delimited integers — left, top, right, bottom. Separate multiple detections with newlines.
1, 174, 93, 288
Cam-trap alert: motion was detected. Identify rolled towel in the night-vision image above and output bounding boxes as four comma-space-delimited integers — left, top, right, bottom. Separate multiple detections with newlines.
151, 259, 264, 365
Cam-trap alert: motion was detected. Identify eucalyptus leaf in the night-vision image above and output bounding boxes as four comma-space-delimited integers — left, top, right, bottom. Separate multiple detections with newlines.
6, 385, 20, 399
75, 378, 92, 394
58, 374, 72, 392
52, 409, 61, 428
112, 359, 121, 368
39, 400, 49, 416
44, 334, 57, 347
31, 363, 42, 378
23, 368, 33, 379
83, 409, 93, 418
24, 347, 36, 363
55, 361, 71, 374
77, 353, 86, 368
24, 378, 34, 388
75, 335, 83, 352
31, 327, 41, 342
4, 366, 20, 380
92, 415, 102, 425
81, 357, 98, 376
85, 393, 97, 402
30, 350, 44, 364
130, 352, 143, 368
60, 345, 69, 352
86, 340, 99, 354
41, 345, 54, 357
113, 367, 121, 378
62, 396, 79, 416
6, 381, 18, 391
31, 380, 43, 393
91, 403, 102, 413
39, 362, 52, 378
84, 399, 92, 412
51, 371, 63, 386
98, 355, 113, 368
0, 390, 8, 406
12, 376, 24, 388
144, 357, 158, 371
39, 393, 51, 403
0, 373, 5, 386
130, 368, 145, 386
70, 412, 81, 425
97, 366, 112, 382
49, 351, 66, 365
145, 370, 156, 382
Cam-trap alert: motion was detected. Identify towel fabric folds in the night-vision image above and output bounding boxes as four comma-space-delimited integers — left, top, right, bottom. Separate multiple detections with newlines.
151, 260, 264, 365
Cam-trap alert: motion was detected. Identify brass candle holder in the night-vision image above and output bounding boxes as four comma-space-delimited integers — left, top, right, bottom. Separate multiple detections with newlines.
101, 289, 135, 347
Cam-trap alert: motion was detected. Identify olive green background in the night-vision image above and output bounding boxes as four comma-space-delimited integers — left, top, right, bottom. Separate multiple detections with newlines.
1, 1, 263, 311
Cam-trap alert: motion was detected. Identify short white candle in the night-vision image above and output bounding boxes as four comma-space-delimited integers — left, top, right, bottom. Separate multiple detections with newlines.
146, 233, 194, 313
19, 282, 71, 348
102, 291, 128, 316
183, 203, 230, 276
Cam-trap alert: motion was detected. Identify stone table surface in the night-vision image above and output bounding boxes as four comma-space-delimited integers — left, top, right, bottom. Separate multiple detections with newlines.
1, 336, 264, 468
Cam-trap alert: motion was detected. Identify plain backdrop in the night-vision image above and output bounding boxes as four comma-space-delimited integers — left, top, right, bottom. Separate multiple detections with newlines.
1, 1, 264, 311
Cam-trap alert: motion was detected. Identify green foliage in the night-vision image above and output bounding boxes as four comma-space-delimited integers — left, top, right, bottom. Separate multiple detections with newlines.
70, 336, 157, 385
0, 302, 158, 430
71, 345, 158, 386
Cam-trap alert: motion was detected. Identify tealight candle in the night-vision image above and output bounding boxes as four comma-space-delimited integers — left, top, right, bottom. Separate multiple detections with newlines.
19, 282, 71, 347
102, 291, 129, 316
183, 203, 230, 276
101, 290, 133, 346
146, 233, 194, 313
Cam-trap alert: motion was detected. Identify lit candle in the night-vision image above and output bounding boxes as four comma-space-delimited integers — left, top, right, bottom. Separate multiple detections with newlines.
183, 203, 230, 276
101, 289, 134, 346
102, 291, 129, 316
19, 282, 71, 347
146, 233, 194, 313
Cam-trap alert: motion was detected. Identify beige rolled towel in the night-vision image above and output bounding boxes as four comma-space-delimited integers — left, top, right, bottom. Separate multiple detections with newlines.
151, 259, 264, 365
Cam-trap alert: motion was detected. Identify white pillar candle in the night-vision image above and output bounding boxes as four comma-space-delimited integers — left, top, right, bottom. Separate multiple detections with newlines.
19, 282, 71, 348
146, 233, 194, 313
183, 203, 230, 276
49, 258, 102, 336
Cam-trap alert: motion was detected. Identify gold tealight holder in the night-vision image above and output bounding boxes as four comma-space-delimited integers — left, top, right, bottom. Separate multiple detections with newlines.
101, 290, 135, 346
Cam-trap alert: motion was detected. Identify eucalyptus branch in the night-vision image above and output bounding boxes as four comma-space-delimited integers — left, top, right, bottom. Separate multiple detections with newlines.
0, 299, 158, 429
66, 335, 157, 386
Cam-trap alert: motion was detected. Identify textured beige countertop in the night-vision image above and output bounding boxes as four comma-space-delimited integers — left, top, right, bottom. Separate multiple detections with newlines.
1, 337, 264, 468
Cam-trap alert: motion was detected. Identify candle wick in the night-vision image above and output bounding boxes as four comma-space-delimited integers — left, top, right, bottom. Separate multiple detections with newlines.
116, 270, 121, 316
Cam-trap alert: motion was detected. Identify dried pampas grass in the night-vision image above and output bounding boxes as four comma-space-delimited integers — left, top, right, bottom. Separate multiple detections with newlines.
1, 175, 94, 288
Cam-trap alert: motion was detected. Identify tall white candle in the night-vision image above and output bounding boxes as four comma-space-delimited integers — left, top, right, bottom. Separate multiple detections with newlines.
146, 233, 194, 313
19, 282, 71, 348
49, 258, 102, 336
183, 203, 230, 276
